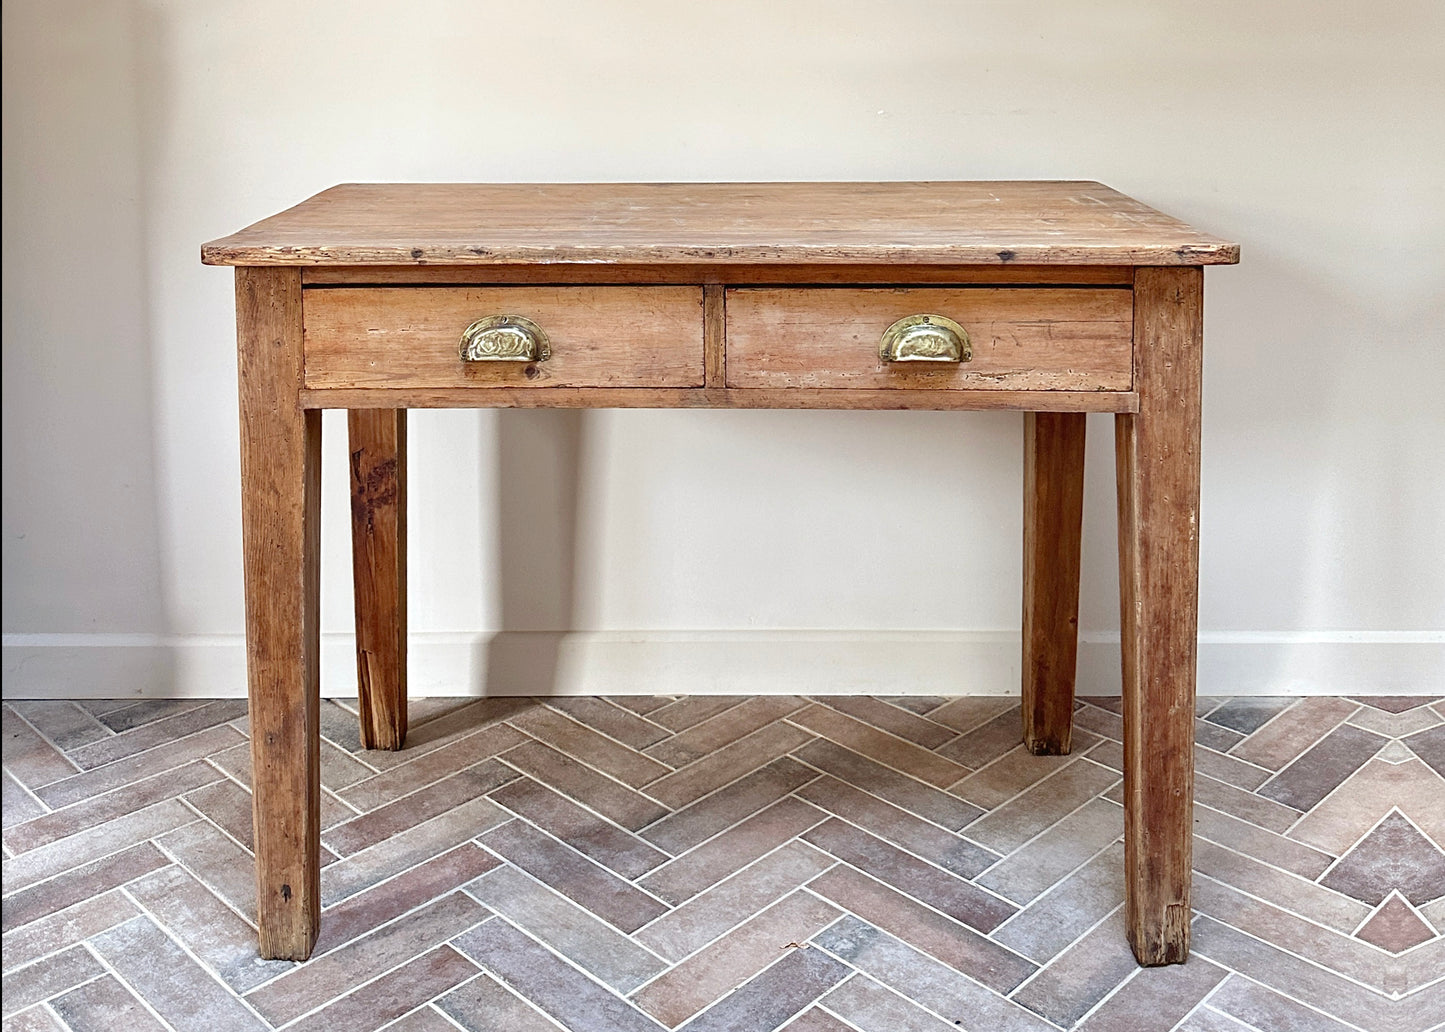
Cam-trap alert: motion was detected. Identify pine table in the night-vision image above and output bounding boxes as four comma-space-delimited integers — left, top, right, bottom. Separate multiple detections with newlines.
203, 181, 1239, 966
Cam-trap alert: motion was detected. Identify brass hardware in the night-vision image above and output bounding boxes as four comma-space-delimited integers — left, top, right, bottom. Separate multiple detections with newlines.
459, 315, 551, 362
879, 314, 971, 364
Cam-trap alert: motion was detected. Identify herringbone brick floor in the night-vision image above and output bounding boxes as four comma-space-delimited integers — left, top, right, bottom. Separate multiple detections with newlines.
3, 694, 1443, 1032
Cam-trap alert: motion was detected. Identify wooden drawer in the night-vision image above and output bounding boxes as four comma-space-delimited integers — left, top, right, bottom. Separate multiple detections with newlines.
303, 286, 705, 389
724, 287, 1133, 391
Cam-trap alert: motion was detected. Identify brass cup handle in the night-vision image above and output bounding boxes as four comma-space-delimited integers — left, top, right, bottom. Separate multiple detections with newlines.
459, 315, 551, 362
879, 314, 971, 363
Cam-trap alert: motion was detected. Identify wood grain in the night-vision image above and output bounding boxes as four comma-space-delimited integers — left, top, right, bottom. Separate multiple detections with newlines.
725, 288, 1132, 392
202, 182, 1239, 267
234, 266, 321, 960
348, 409, 407, 751
303, 286, 704, 389
301, 264, 1136, 286
1116, 266, 1204, 966
704, 285, 725, 388
1021, 412, 1086, 756
299, 387, 1140, 413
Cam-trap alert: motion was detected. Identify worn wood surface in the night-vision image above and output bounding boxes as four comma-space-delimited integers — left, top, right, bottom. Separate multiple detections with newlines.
300, 386, 1140, 412
1022, 412, 1087, 756
301, 263, 1136, 286
1116, 266, 1205, 966
303, 286, 704, 390
348, 409, 407, 751
202, 182, 1239, 267
703, 285, 726, 388
234, 266, 321, 961
725, 288, 1132, 391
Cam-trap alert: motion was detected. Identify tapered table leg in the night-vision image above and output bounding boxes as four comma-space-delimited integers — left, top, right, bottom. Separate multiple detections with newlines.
348, 409, 408, 751
1022, 411, 1086, 755
235, 267, 322, 961
1116, 266, 1204, 966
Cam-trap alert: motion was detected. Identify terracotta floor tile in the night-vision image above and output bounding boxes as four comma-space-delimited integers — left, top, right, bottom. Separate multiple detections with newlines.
1230, 697, 1359, 771
803, 818, 1016, 932
923, 697, 1016, 735
1075, 958, 1228, 1031
792, 739, 980, 831
675, 945, 849, 1032
314, 843, 498, 956
1318, 812, 1445, 906
489, 775, 669, 879
320, 796, 510, 907
644, 721, 814, 809
437, 973, 571, 1032
950, 738, 1101, 811
338, 724, 526, 811
1203, 697, 1296, 735
454, 918, 667, 1032
1258, 724, 1389, 811
127, 864, 293, 993
975, 797, 1123, 905
1403, 724, 1445, 778
645, 696, 808, 767
360, 698, 534, 771
1, 944, 103, 1019
480, 820, 668, 933
470, 865, 665, 992
510, 706, 672, 788
963, 759, 1119, 854
1200, 837, 1374, 934
67, 701, 247, 771
90, 914, 269, 1032
500, 740, 669, 831
789, 706, 970, 789
795, 775, 997, 879
934, 706, 1024, 769
31, 724, 241, 811
818, 973, 956, 1032
810, 697, 957, 750
1008, 908, 1137, 1028
1355, 894, 1436, 953
1206, 973, 1360, 1032
544, 698, 672, 750
647, 697, 748, 733
2, 771, 47, 830
815, 915, 1055, 1032
50, 975, 168, 1032
3, 761, 220, 855
286, 946, 479, 1032
3, 800, 194, 894
5, 703, 110, 754
632, 891, 840, 1027
0, 889, 137, 973
806, 864, 1035, 995
326, 761, 516, 856
1287, 757, 1445, 854
1192, 803, 1334, 880
633, 841, 834, 962
640, 757, 819, 855
778, 1007, 856, 1032
6, 693, 1441, 1032
245, 893, 486, 1026
642, 798, 827, 905
989, 843, 1125, 964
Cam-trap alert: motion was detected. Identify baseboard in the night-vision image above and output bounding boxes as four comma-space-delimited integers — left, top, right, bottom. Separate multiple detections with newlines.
3, 630, 1441, 700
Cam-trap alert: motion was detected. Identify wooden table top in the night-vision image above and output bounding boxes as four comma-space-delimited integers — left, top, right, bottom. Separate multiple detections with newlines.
202, 181, 1239, 268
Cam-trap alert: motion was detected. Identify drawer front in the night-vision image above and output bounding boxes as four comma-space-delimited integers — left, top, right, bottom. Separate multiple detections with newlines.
304, 286, 704, 389
725, 288, 1132, 391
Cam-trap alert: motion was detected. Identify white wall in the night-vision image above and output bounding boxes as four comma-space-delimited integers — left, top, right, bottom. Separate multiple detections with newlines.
4, 0, 1442, 698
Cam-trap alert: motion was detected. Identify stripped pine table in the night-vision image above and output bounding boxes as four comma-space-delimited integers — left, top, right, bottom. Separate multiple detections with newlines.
202, 181, 1239, 966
